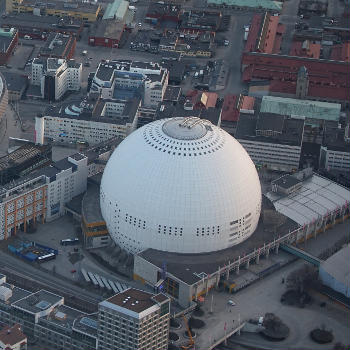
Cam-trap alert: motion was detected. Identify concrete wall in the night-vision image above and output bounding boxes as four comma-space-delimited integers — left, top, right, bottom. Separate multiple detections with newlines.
319, 266, 350, 298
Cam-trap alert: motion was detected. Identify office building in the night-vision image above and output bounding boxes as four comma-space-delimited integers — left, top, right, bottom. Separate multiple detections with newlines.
31, 57, 82, 101
90, 60, 169, 108
35, 98, 140, 145
235, 112, 305, 172
0, 275, 170, 350
98, 288, 170, 350
0, 153, 88, 239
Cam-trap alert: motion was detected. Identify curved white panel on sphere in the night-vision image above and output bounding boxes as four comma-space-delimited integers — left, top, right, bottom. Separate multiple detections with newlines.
100, 117, 262, 254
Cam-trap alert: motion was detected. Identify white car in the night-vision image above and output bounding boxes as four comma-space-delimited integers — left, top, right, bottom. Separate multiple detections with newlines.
228, 300, 236, 306
138, 22, 142, 27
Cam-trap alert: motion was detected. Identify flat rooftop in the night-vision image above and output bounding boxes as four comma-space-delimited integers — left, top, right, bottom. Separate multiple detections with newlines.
73, 314, 98, 337
138, 206, 298, 285
260, 96, 341, 121
236, 113, 305, 147
39, 33, 74, 58
0, 283, 31, 306
321, 245, 350, 289
40, 304, 87, 331
0, 143, 51, 172
272, 174, 301, 189
207, 0, 282, 10
104, 289, 168, 313
82, 183, 104, 224
92, 20, 125, 40
20, 0, 100, 13
0, 13, 82, 34
12, 290, 63, 314
266, 173, 350, 226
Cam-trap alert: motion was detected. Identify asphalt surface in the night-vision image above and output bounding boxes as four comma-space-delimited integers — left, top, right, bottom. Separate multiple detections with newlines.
0, 251, 102, 304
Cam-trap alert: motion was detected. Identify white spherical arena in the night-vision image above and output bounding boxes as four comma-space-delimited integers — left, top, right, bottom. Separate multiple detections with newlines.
100, 117, 261, 254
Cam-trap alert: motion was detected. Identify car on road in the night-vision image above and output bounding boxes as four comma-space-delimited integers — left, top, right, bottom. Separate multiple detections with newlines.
71, 269, 77, 273
228, 300, 236, 306
138, 22, 142, 27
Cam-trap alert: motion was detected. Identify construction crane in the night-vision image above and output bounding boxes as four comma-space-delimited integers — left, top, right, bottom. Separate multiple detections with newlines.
181, 315, 194, 350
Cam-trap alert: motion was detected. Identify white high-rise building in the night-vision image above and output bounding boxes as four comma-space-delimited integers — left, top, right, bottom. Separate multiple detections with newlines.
31, 57, 82, 101
98, 288, 170, 350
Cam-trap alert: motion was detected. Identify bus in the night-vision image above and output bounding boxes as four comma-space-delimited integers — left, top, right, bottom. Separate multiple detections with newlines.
38, 253, 56, 262
60, 238, 80, 246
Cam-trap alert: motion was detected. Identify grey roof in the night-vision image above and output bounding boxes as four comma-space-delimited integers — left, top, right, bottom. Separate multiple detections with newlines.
321, 245, 350, 288
53, 158, 73, 171
266, 173, 350, 226
40, 33, 74, 58
44, 98, 140, 126
323, 122, 349, 153
139, 215, 298, 285
20, 0, 100, 13
82, 183, 104, 224
236, 113, 305, 147
39, 304, 87, 331
256, 113, 285, 133
155, 101, 221, 126
12, 290, 63, 314
73, 314, 98, 337
1, 72, 28, 93
95, 60, 131, 81
65, 193, 84, 215
272, 175, 301, 189
0, 13, 82, 34
69, 153, 86, 161
0, 283, 31, 306
163, 86, 181, 102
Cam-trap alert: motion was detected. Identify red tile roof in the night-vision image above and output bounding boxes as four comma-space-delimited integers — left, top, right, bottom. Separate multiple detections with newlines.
289, 40, 321, 59
0, 324, 26, 347
221, 94, 239, 122
331, 43, 350, 62
186, 90, 218, 109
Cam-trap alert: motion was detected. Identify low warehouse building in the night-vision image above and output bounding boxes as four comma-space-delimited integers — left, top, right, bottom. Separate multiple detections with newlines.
319, 245, 350, 298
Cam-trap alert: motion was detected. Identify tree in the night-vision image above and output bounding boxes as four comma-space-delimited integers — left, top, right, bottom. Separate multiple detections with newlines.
286, 264, 319, 293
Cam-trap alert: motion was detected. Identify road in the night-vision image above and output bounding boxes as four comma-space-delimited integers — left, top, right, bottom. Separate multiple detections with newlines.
0, 251, 102, 304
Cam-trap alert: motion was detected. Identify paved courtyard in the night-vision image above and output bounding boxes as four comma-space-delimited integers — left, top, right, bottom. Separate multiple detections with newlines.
173, 221, 350, 350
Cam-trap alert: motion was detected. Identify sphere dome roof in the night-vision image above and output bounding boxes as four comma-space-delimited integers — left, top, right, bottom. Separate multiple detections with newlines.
100, 117, 262, 254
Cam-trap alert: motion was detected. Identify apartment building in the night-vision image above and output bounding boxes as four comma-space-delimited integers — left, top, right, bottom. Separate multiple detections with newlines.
31, 57, 82, 101
0, 275, 170, 350
35, 98, 140, 146
98, 289, 170, 350
0, 279, 97, 350
0, 153, 88, 239
90, 60, 168, 108
319, 123, 350, 173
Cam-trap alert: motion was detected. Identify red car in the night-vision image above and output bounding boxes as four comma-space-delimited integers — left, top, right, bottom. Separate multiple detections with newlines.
71, 269, 77, 273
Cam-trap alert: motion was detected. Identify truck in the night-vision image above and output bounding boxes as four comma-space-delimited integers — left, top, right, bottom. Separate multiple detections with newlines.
244, 25, 250, 41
